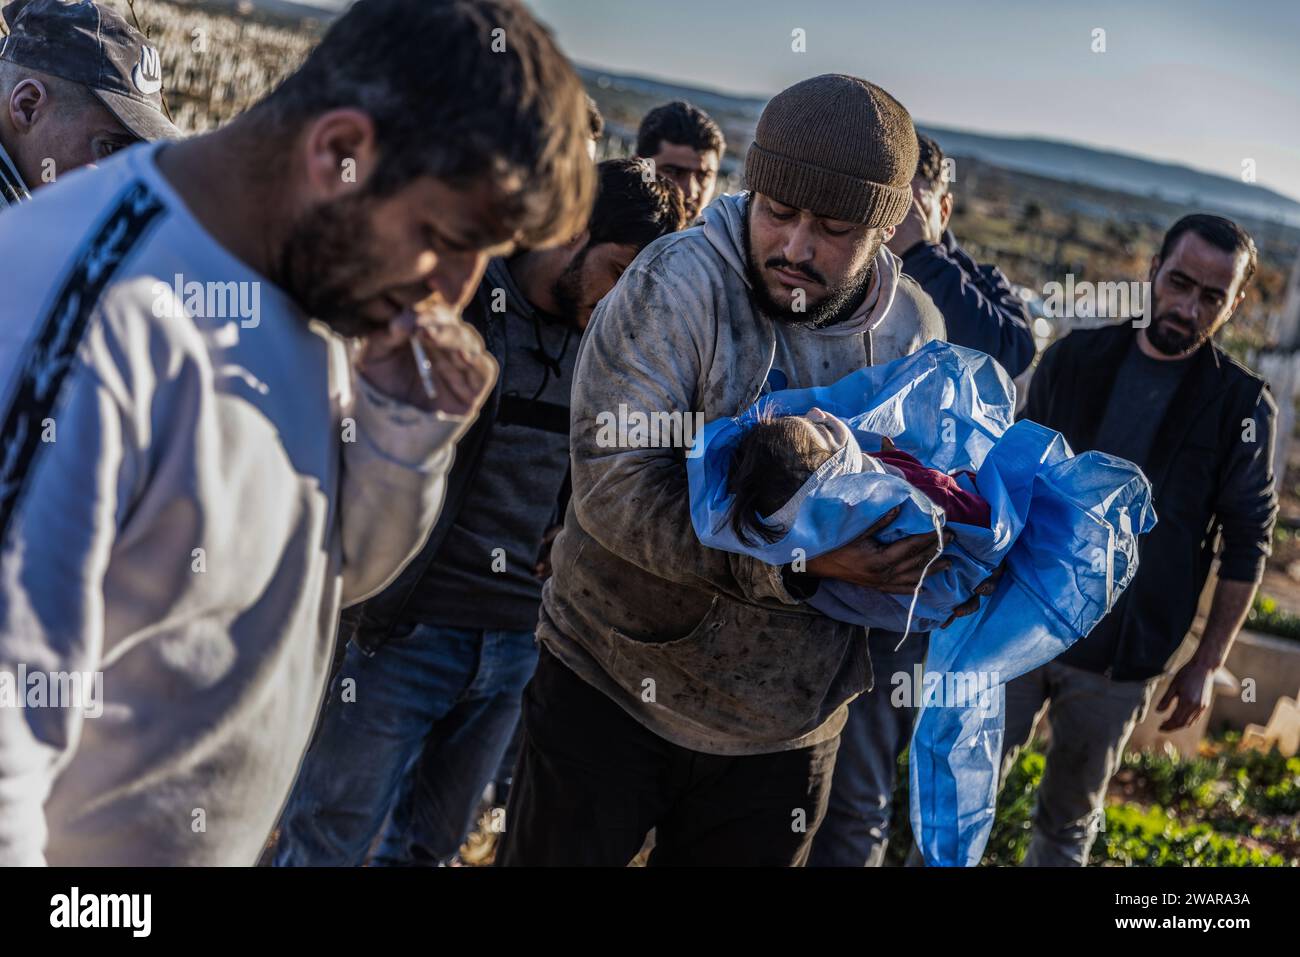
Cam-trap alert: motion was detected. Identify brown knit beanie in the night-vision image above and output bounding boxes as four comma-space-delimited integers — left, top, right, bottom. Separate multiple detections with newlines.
745, 74, 918, 228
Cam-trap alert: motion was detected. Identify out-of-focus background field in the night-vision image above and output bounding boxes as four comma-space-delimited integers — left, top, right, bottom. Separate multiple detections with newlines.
114, 0, 1300, 363
92, 0, 1300, 865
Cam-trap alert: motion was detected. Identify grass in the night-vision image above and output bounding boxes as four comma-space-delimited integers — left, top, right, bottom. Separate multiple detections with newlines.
885, 733, 1299, 866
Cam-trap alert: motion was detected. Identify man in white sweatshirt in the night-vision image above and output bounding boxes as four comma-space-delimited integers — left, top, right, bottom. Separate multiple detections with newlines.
0, 0, 595, 866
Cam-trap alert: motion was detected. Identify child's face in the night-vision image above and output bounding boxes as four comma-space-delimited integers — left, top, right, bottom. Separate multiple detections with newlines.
796, 408, 851, 457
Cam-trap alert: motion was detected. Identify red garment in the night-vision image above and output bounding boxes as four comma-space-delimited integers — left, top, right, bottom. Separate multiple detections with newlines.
875, 448, 991, 528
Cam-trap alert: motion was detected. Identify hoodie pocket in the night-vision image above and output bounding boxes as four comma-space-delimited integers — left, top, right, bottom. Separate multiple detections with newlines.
605, 595, 864, 742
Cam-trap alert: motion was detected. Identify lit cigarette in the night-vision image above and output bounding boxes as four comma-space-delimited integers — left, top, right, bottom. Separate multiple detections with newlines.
410, 337, 438, 400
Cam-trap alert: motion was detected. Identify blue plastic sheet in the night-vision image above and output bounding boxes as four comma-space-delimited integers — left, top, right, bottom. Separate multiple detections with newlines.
687, 340, 1156, 865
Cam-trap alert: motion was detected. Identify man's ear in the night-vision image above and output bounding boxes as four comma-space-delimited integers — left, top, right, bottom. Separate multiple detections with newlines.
9, 78, 49, 133
1230, 286, 1248, 315
1148, 254, 1161, 284
939, 190, 954, 230
299, 108, 379, 201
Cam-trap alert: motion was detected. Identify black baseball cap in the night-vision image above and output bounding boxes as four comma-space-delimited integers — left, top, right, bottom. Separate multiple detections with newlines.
0, 0, 180, 142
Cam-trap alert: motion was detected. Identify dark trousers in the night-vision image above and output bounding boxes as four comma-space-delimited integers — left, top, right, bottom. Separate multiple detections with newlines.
497, 647, 840, 866
808, 629, 928, 866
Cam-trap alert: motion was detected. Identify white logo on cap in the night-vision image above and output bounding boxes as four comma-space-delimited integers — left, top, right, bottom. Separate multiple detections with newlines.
132, 45, 162, 95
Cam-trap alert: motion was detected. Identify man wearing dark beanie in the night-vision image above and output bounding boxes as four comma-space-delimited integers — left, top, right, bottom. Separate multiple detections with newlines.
744, 74, 917, 233
497, 76, 992, 866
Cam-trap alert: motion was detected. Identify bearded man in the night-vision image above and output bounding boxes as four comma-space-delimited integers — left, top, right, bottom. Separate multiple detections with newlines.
496, 74, 990, 867
0, 0, 593, 866
992, 213, 1277, 866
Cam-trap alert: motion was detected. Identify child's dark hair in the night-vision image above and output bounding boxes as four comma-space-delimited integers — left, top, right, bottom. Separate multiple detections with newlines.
727, 412, 835, 545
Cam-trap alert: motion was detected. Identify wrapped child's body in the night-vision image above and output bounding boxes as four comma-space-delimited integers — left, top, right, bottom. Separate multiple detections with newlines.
728, 407, 991, 540
687, 340, 1156, 865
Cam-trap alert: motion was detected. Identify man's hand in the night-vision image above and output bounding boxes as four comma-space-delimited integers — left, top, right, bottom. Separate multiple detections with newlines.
1155, 660, 1214, 732
804, 499, 1005, 627
1157, 578, 1253, 731
938, 563, 1004, 629
355, 305, 497, 417
805, 504, 952, 593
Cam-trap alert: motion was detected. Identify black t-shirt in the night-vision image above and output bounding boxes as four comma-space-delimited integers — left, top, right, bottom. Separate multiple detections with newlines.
410, 259, 578, 632
1090, 339, 1194, 468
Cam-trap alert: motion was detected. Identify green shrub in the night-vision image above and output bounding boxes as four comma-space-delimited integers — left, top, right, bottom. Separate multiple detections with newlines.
879, 735, 1295, 866
1091, 804, 1284, 866
1246, 593, 1300, 642
1120, 735, 1300, 817
982, 748, 1045, 866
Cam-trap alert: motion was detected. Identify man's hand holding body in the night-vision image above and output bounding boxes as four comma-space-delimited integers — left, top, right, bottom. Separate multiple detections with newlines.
805, 505, 952, 593
804, 505, 1000, 627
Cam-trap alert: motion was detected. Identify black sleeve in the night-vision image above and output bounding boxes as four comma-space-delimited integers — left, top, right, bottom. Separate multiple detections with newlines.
1016, 336, 1062, 426
1215, 385, 1279, 582
902, 243, 1035, 377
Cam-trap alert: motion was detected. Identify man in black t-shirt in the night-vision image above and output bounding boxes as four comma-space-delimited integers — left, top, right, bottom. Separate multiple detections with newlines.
994, 214, 1277, 866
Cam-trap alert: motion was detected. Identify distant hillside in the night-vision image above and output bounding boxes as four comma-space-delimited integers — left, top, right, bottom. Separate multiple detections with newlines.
917, 126, 1300, 230
579, 65, 767, 126
579, 65, 1300, 230
199, 23, 1298, 229
215, 0, 332, 22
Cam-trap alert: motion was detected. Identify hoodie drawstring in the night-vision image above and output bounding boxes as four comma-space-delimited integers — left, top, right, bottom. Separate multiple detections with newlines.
894, 507, 946, 653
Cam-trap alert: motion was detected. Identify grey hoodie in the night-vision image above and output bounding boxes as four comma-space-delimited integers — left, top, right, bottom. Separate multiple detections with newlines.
540, 192, 945, 755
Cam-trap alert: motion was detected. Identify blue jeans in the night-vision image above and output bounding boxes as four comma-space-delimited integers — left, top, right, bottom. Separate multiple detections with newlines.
808, 629, 929, 867
274, 624, 539, 866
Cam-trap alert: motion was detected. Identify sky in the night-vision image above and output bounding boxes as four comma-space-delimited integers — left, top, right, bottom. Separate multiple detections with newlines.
306, 0, 1300, 203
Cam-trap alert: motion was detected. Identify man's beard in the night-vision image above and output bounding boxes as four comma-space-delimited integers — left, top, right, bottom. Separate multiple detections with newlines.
1144, 294, 1210, 356
548, 243, 589, 325
743, 205, 878, 329
276, 191, 392, 338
